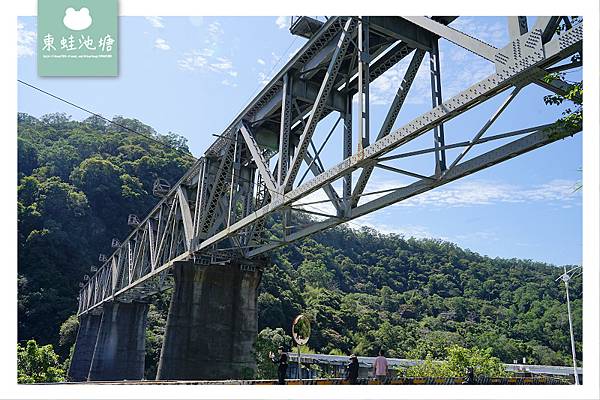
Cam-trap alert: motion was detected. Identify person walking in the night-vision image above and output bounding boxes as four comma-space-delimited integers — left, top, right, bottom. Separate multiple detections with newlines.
373, 349, 388, 383
346, 354, 359, 384
269, 346, 288, 385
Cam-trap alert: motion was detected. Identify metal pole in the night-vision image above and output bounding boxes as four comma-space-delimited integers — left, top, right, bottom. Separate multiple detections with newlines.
563, 266, 580, 384
357, 16, 370, 151
298, 346, 302, 383
429, 37, 447, 175
343, 95, 352, 217
278, 73, 291, 188
227, 131, 239, 228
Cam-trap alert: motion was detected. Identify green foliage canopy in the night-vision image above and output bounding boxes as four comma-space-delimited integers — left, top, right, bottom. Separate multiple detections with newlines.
404, 345, 509, 378
17, 340, 65, 383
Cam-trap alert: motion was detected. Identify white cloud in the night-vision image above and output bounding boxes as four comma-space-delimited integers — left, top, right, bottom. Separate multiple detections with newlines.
369, 17, 511, 108
346, 178, 579, 241
145, 16, 165, 28
369, 56, 430, 106
449, 17, 508, 48
207, 21, 224, 42
198, 48, 214, 57
177, 51, 207, 71
454, 230, 499, 242
355, 214, 440, 239
154, 38, 170, 50
178, 50, 238, 87
211, 57, 233, 71
288, 173, 579, 244
369, 47, 496, 107
290, 175, 579, 226
360, 178, 580, 208
354, 214, 502, 244
177, 20, 238, 86
17, 22, 36, 57
275, 16, 289, 29
221, 79, 238, 88
255, 51, 284, 86
258, 71, 269, 86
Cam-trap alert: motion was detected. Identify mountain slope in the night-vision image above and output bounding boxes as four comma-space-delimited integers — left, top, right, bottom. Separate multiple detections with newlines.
17, 113, 582, 371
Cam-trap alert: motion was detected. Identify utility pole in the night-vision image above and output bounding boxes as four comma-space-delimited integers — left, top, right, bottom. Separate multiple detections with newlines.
556, 266, 582, 385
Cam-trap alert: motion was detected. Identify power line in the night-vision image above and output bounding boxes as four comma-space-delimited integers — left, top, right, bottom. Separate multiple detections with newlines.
17, 79, 196, 162
19, 26, 302, 164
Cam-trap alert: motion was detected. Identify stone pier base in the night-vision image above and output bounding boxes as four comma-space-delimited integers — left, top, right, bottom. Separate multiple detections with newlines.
67, 313, 102, 381
87, 301, 149, 381
156, 261, 262, 380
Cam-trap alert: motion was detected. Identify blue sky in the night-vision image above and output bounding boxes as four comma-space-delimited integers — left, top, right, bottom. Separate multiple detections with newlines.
17, 16, 582, 266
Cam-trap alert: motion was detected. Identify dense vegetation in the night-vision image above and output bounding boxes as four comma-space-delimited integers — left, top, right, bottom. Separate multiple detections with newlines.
17, 340, 66, 383
17, 113, 582, 381
17, 112, 193, 352
403, 345, 508, 378
259, 225, 582, 368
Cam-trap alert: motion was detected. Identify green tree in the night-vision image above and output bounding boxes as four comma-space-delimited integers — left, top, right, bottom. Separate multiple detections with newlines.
402, 353, 445, 377
17, 340, 66, 383
58, 314, 79, 362
255, 327, 292, 379
405, 345, 509, 378
443, 345, 508, 377
298, 259, 334, 288
543, 17, 582, 137
144, 304, 167, 380
17, 113, 192, 350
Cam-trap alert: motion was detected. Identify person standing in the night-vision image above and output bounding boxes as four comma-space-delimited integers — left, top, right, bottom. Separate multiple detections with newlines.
269, 346, 288, 385
463, 366, 476, 385
373, 349, 388, 383
346, 354, 359, 384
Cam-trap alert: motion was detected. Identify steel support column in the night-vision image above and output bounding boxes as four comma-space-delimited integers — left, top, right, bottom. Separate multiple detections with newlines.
358, 16, 370, 150
278, 74, 292, 187
283, 18, 357, 191
429, 37, 447, 175
342, 95, 352, 216
352, 48, 426, 207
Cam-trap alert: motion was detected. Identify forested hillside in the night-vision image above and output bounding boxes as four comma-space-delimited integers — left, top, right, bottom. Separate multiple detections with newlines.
17, 113, 582, 379
17, 112, 193, 349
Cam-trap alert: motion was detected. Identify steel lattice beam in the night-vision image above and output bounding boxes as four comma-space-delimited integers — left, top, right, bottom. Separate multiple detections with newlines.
77, 17, 582, 316
352, 48, 426, 207
283, 18, 357, 191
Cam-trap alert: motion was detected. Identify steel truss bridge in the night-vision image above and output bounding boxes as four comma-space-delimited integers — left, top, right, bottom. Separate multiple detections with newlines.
78, 16, 582, 316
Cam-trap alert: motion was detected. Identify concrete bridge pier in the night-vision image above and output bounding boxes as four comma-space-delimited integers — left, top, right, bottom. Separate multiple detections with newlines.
87, 301, 149, 381
67, 312, 102, 381
156, 260, 262, 380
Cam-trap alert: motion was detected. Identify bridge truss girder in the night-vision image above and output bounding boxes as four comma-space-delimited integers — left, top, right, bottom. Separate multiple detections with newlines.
78, 16, 582, 316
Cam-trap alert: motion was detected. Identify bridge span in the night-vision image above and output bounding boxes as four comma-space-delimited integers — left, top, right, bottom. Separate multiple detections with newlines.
71, 16, 582, 381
